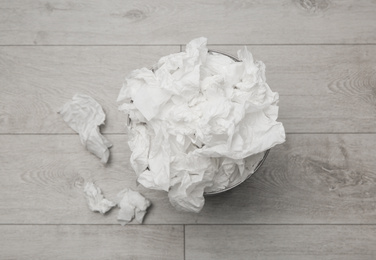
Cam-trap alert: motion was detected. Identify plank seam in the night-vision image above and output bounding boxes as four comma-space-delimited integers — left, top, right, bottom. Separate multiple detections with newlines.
1, 43, 376, 47
1, 223, 376, 226
0, 132, 375, 135
0, 44, 183, 47
183, 225, 186, 260
184, 223, 376, 226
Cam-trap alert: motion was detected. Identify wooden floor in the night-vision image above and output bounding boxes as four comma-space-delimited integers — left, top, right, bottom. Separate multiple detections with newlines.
1, 0, 376, 259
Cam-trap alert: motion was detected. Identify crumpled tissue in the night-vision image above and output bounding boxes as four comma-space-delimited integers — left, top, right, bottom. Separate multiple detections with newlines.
59, 94, 112, 163
118, 37, 285, 213
117, 188, 151, 225
84, 182, 116, 214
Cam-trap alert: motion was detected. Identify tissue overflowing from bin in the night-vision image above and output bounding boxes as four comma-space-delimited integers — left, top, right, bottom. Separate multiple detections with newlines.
118, 37, 286, 213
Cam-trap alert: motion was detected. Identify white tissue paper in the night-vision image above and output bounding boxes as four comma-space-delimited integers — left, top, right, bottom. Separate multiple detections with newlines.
117, 188, 151, 225
59, 94, 112, 163
118, 37, 285, 213
84, 182, 116, 214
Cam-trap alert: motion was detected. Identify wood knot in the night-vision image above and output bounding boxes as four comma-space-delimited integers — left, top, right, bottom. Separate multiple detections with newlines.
294, 0, 330, 13
45, 2, 54, 13
123, 9, 147, 21
44, 2, 75, 13
73, 176, 85, 188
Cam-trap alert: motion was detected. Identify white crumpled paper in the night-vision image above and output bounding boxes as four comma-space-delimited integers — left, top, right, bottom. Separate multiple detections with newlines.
118, 37, 285, 213
117, 188, 151, 225
59, 94, 112, 163
84, 182, 116, 214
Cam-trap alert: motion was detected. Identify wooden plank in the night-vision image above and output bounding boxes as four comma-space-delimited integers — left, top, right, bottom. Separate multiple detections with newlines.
1, 134, 375, 224
0, 0, 375, 45
1, 45, 376, 134
0, 225, 184, 260
0, 46, 179, 134
185, 225, 376, 260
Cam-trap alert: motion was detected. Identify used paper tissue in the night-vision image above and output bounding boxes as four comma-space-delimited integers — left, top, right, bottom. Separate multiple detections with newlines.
59, 94, 112, 163
117, 188, 151, 225
117, 37, 285, 213
84, 182, 116, 214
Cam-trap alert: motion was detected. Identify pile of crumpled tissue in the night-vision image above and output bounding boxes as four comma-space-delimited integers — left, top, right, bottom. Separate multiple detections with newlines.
117, 37, 285, 213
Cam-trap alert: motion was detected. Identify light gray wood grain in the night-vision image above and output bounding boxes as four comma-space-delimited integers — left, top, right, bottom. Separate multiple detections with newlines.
0, 225, 184, 260
1, 45, 375, 134
1, 134, 375, 224
0, 46, 179, 134
185, 225, 376, 260
0, 0, 375, 45
0, 134, 191, 224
